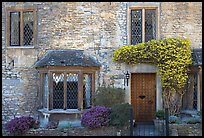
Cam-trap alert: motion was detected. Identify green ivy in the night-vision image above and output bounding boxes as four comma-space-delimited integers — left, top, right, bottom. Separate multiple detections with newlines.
112, 38, 192, 92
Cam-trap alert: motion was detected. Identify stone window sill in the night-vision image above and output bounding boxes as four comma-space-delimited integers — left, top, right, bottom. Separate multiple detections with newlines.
7, 46, 35, 49
38, 108, 85, 114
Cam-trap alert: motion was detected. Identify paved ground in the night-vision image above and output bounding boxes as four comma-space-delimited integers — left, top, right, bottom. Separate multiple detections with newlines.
133, 122, 165, 136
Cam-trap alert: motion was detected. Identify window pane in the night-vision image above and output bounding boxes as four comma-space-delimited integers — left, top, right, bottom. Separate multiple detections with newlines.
10, 12, 20, 46
83, 74, 92, 109
43, 74, 48, 109
53, 73, 64, 109
23, 11, 34, 46
182, 73, 197, 110
131, 10, 142, 45
67, 73, 78, 109
145, 9, 156, 42
193, 73, 198, 110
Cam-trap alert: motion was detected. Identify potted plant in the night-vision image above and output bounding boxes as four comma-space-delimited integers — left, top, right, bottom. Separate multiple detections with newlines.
154, 110, 165, 131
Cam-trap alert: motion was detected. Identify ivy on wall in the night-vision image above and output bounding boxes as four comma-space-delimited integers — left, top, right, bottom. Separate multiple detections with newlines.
112, 38, 192, 115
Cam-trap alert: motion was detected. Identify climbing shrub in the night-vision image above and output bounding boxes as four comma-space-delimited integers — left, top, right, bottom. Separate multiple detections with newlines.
94, 86, 125, 108
112, 38, 192, 115
81, 106, 111, 128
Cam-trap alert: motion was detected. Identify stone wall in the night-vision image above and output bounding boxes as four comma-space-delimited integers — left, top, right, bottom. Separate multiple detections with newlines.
160, 2, 202, 48
2, 2, 202, 125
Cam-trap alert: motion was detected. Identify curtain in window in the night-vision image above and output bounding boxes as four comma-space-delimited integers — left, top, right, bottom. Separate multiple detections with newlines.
83, 74, 92, 109
10, 12, 20, 46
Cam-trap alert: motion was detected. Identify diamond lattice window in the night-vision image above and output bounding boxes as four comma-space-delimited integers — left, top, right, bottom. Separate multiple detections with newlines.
23, 11, 34, 46
131, 10, 142, 45
6, 7, 36, 47
145, 10, 156, 42
83, 74, 92, 109
41, 71, 96, 111
53, 73, 64, 109
182, 72, 198, 110
67, 73, 78, 109
43, 74, 48, 109
131, 8, 157, 45
10, 12, 20, 46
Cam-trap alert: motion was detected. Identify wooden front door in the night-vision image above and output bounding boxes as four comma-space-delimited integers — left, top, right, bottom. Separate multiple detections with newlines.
131, 73, 156, 122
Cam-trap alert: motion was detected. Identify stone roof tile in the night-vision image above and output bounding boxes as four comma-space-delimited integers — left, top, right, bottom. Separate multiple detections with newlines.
34, 49, 101, 68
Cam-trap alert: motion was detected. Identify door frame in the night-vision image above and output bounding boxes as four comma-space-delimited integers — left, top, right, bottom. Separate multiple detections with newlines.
124, 64, 163, 119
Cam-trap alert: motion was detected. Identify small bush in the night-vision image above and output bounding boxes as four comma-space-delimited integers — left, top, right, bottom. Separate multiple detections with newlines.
5, 116, 36, 135
155, 110, 165, 119
110, 103, 132, 128
81, 106, 111, 128
175, 120, 182, 124
94, 86, 125, 107
46, 121, 59, 129
169, 116, 179, 123
186, 117, 201, 124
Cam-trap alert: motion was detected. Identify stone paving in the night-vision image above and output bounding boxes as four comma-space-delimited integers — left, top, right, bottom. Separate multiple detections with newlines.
133, 122, 165, 136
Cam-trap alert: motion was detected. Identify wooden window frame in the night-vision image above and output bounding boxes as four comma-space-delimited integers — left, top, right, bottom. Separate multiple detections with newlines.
6, 6, 37, 48
38, 66, 99, 111
127, 4, 160, 45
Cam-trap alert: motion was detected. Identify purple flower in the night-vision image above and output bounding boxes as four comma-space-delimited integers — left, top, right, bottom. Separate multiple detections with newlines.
5, 116, 36, 135
81, 106, 111, 128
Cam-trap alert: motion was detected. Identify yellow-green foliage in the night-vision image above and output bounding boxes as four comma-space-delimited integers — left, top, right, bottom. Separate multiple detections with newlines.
112, 38, 192, 91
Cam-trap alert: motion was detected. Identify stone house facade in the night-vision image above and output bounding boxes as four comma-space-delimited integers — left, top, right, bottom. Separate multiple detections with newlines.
2, 2, 202, 126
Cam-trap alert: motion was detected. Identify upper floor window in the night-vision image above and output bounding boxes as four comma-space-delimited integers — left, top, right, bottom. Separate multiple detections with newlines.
130, 8, 158, 45
6, 6, 37, 47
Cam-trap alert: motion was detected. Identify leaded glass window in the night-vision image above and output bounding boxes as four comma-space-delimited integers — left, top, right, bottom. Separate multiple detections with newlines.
182, 72, 198, 110
131, 10, 142, 45
83, 74, 92, 109
145, 9, 156, 42
193, 72, 198, 110
42, 71, 95, 111
10, 12, 20, 46
53, 73, 64, 109
131, 9, 157, 45
43, 73, 48, 109
6, 7, 36, 47
23, 11, 34, 46
67, 73, 78, 109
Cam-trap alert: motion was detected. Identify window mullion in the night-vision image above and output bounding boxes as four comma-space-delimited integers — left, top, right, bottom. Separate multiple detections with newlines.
39, 73, 43, 109
64, 72, 67, 110
49, 72, 53, 110
91, 73, 95, 107
78, 72, 83, 110
142, 8, 145, 43
20, 11, 23, 46
33, 9, 37, 46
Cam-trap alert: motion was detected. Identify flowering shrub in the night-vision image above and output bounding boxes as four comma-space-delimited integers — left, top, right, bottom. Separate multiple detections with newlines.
81, 106, 111, 128
5, 116, 36, 135
112, 38, 192, 115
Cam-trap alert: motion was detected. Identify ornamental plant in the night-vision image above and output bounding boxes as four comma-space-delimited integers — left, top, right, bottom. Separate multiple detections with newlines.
110, 103, 132, 128
94, 86, 125, 107
5, 116, 36, 135
155, 110, 165, 120
81, 106, 111, 129
112, 38, 192, 115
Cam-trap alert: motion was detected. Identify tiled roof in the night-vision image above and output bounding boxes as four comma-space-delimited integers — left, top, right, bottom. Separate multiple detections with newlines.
34, 49, 101, 68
